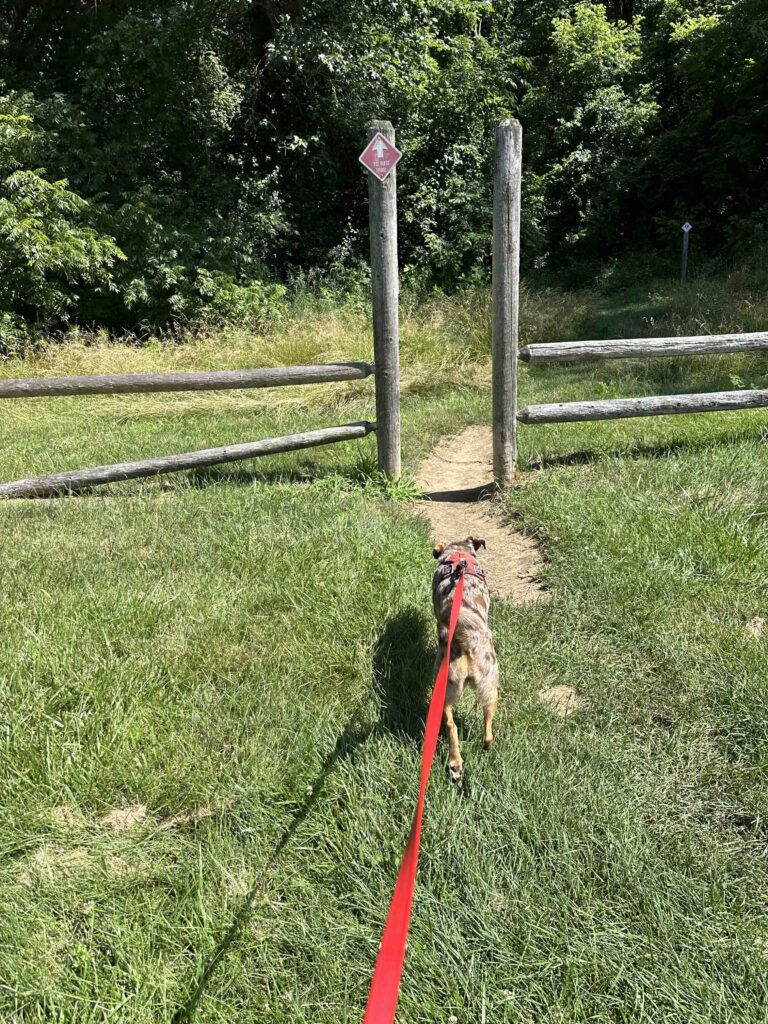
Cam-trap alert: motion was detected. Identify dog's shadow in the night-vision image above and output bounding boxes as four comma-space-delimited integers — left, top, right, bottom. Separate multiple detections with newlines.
371, 607, 435, 744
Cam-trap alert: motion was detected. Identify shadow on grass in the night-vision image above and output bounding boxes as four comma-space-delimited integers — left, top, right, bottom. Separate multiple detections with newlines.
577, 297, 669, 340
185, 452, 375, 490
525, 422, 768, 471
172, 607, 435, 1023
372, 608, 434, 743
0, 455, 371, 502
186, 464, 318, 488
171, 714, 370, 1024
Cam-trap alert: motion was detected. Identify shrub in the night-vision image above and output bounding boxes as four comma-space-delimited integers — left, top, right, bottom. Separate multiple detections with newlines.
0, 93, 122, 341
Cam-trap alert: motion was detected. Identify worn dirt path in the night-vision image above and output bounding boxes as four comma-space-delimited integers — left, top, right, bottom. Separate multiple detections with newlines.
414, 425, 545, 604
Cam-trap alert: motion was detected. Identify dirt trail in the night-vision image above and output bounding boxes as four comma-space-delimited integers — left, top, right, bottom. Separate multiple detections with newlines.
414, 425, 545, 604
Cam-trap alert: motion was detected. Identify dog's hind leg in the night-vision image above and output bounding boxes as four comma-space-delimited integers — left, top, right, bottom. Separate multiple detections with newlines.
478, 658, 499, 750
443, 656, 467, 781
482, 694, 498, 749
444, 702, 463, 781
434, 638, 466, 780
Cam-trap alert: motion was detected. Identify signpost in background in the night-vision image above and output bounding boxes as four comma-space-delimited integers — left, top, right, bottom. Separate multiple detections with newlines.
681, 222, 692, 282
361, 122, 402, 479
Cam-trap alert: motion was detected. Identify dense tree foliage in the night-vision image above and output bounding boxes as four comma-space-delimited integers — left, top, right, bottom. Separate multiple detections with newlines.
0, 0, 765, 333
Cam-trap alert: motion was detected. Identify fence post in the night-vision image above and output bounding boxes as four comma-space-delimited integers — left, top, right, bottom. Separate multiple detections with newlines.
367, 119, 401, 479
492, 118, 522, 488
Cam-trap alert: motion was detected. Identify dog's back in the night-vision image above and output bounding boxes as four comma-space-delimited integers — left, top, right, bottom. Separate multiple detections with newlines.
432, 539, 492, 638
431, 536, 499, 779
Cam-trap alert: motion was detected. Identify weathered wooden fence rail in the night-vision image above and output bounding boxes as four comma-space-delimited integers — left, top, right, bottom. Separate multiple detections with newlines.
491, 120, 768, 475
0, 363, 374, 400
517, 343, 768, 427
519, 332, 768, 365
518, 389, 768, 424
0, 422, 375, 499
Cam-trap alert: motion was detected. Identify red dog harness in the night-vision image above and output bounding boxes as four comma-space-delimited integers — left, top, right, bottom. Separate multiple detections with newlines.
436, 550, 485, 584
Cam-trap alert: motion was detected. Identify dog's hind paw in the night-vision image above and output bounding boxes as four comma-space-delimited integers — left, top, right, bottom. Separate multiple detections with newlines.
448, 759, 464, 782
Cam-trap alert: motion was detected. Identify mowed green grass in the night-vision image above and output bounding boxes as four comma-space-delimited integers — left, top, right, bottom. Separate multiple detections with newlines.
1, 274, 768, 1023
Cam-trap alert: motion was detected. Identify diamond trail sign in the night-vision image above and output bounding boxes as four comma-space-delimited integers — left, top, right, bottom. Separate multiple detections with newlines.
359, 132, 402, 182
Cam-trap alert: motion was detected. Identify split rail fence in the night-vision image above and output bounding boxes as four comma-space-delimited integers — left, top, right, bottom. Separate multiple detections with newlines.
6, 117, 767, 499
491, 119, 768, 486
0, 121, 401, 500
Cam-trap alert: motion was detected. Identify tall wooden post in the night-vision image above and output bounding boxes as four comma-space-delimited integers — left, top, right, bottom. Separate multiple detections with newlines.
681, 222, 691, 282
492, 118, 522, 488
367, 119, 401, 479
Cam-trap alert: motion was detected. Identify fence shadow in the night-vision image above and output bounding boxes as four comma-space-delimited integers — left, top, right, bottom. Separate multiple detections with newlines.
526, 422, 768, 471
171, 710, 370, 1024
172, 606, 436, 1022
6, 455, 374, 501
1, 460, 352, 501
185, 455, 376, 491
419, 483, 495, 503
186, 464, 318, 489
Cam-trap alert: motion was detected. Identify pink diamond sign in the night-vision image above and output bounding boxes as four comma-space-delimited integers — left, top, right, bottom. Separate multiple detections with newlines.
359, 132, 402, 181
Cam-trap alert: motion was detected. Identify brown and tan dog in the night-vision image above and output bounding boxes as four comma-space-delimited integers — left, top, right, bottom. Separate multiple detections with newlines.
432, 536, 499, 780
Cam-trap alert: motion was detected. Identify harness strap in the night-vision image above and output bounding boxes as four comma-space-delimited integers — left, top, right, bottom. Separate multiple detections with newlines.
437, 551, 485, 582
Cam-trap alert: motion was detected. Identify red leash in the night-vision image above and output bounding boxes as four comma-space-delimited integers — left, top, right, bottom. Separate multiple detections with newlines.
363, 568, 466, 1024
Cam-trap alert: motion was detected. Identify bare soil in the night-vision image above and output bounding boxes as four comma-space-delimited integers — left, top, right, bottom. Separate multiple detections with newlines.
414, 425, 546, 604
745, 616, 766, 639
538, 685, 584, 717
99, 804, 148, 832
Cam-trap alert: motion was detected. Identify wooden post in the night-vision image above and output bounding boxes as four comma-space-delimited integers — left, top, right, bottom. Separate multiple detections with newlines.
492, 119, 522, 488
681, 222, 691, 281
367, 119, 401, 479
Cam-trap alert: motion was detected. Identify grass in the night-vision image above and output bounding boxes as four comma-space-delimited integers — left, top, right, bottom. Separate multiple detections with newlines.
1, 268, 767, 1023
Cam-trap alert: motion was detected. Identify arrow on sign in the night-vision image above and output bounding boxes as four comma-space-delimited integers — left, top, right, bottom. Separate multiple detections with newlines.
359, 131, 403, 182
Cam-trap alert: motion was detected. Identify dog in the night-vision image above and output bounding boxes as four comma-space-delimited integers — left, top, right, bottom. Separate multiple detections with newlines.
432, 536, 499, 780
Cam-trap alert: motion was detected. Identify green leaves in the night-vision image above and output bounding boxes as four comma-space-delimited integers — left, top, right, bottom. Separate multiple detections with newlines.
521, 3, 658, 268
0, 0, 766, 330
0, 95, 123, 340
552, 1, 643, 89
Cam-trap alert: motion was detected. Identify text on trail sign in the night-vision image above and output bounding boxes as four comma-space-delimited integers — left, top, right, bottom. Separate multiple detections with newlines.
359, 132, 402, 181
